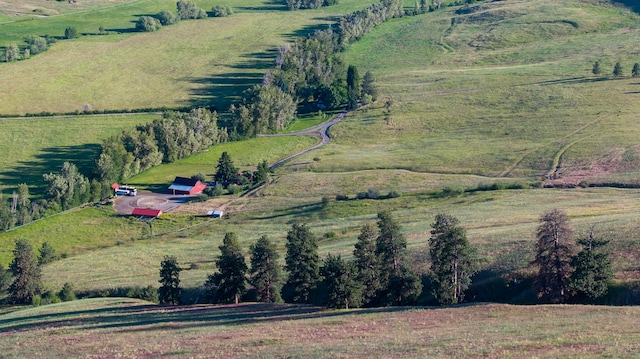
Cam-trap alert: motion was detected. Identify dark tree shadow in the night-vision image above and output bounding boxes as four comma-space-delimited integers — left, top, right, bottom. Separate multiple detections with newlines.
235, 0, 289, 12
612, 0, 640, 14
0, 144, 101, 196
0, 301, 474, 334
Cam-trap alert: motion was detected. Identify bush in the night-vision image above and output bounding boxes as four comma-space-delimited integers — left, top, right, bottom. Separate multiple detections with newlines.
126, 285, 159, 303
356, 192, 367, 200
156, 10, 179, 25
335, 194, 349, 201
211, 4, 233, 17
136, 16, 162, 32
366, 188, 379, 199
387, 190, 400, 198
41, 290, 61, 305
227, 184, 243, 194
59, 283, 76, 301
191, 172, 206, 182
64, 26, 77, 39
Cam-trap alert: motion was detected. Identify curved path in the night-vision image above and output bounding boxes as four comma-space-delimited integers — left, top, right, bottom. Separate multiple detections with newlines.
260, 111, 347, 169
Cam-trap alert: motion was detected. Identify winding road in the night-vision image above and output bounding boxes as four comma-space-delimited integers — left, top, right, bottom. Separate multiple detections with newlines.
260, 111, 347, 169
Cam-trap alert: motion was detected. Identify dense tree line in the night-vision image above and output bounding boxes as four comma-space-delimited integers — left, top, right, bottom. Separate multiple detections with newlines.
229, 0, 394, 137
96, 108, 227, 185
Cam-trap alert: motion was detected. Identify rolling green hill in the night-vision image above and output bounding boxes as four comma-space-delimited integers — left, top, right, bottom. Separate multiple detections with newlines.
1, 1, 640, 349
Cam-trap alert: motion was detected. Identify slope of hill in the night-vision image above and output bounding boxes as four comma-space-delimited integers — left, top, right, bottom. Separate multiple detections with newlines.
1, 298, 640, 358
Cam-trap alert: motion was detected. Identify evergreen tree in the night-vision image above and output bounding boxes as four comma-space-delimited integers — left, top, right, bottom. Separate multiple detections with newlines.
249, 235, 282, 303
0, 263, 11, 292
158, 255, 182, 305
613, 62, 623, 77
38, 242, 57, 266
353, 223, 381, 305
9, 239, 42, 304
570, 228, 613, 301
386, 265, 423, 306
375, 211, 406, 275
346, 65, 361, 97
253, 160, 271, 184
632, 63, 640, 78
214, 151, 239, 186
591, 61, 601, 76
361, 71, 378, 103
284, 223, 320, 303
429, 214, 476, 305
532, 209, 575, 303
320, 254, 363, 309
207, 232, 248, 304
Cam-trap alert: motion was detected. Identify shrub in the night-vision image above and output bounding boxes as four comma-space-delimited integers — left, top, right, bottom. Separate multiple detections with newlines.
356, 192, 367, 200
59, 283, 76, 301
324, 231, 336, 239
156, 10, 179, 25
191, 172, 206, 182
227, 184, 243, 194
211, 4, 233, 17
335, 194, 349, 201
41, 290, 61, 305
136, 16, 162, 32
366, 188, 379, 199
126, 285, 159, 303
64, 26, 77, 39
387, 190, 400, 198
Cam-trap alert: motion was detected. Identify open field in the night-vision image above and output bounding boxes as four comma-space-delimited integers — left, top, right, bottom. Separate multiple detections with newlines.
1, 298, 640, 358
24, 187, 639, 296
0, 113, 157, 195
0, 0, 373, 115
1, 0, 639, 296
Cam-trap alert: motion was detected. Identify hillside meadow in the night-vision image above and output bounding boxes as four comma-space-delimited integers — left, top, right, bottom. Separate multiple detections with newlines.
0, 0, 638, 296
1, 298, 640, 358
0, 113, 156, 195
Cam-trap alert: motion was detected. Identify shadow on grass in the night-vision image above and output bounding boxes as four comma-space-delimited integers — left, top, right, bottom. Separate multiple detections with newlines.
236, 0, 289, 12
0, 301, 471, 334
524, 76, 616, 86
0, 144, 101, 195
613, 0, 640, 15
185, 71, 265, 110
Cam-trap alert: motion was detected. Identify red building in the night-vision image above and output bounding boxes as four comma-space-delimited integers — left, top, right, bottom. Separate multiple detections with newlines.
168, 176, 207, 195
131, 208, 162, 218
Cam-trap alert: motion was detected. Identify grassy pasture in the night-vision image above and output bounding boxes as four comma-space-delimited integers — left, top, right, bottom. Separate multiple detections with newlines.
0, 0, 373, 115
280, 0, 640, 182
30, 187, 640, 293
0, 113, 157, 195
1, 298, 640, 358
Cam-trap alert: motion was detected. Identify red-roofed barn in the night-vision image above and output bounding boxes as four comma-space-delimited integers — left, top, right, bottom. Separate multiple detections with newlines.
132, 208, 162, 218
168, 177, 207, 195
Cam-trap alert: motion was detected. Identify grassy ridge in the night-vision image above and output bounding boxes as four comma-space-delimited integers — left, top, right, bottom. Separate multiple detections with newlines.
0, 0, 372, 115
0, 113, 157, 194
1, 298, 640, 357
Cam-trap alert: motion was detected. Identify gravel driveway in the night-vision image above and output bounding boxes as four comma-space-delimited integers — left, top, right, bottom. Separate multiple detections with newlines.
113, 192, 195, 215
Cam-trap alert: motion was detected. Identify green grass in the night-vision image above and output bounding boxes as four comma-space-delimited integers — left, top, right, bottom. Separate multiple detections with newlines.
3, 0, 640, 310
1, 299, 640, 358
0, 0, 372, 115
127, 135, 317, 188
0, 113, 157, 195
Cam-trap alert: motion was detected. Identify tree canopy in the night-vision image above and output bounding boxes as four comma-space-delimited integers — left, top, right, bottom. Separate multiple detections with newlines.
284, 223, 320, 303
9, 239, 42, 304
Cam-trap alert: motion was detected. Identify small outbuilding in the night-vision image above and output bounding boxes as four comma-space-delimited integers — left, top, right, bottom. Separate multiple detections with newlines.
168, 176, 207, 195
207, 210, 224, 218
132, 208, 162, 218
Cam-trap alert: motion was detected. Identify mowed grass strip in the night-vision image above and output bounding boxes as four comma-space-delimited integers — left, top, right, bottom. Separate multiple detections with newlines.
1, 299, 639, 358
0, 113, 157, 194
